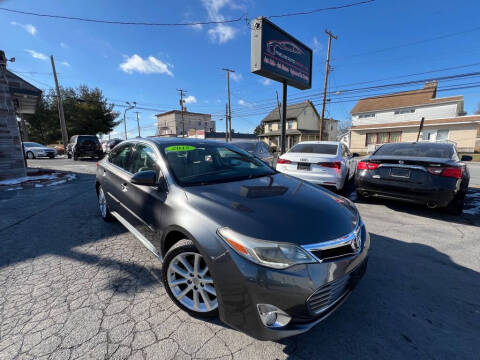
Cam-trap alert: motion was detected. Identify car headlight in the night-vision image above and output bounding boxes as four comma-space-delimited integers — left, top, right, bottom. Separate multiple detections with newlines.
217, 227, 317, 269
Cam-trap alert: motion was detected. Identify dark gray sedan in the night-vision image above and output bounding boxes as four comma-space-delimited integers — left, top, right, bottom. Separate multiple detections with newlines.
231, 140, 275, 167
95, 138, 369, 340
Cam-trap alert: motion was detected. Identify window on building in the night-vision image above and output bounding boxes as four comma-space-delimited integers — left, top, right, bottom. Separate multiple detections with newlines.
198, 121, 202, 126
359, 113, 375, 119
365, 132, 402, 145
268, 123, 272, 131
437, 129, 449, 141
287, 120, 293, 129
394, 108, 415, 115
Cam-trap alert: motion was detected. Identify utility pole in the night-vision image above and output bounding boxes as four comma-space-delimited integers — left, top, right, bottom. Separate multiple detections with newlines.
134, 111, 141, 137
50, 55, 69, 151
225, 104, 228, 142
177, 89, 187, 137
123, 101, 136, 140
275, 91, 282, 150
222, 68, 234, 141
281, 81, 287, 153
320, 30, 337, 141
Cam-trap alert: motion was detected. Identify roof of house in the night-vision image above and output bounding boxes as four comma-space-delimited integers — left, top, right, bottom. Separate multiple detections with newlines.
258, 129, 320, 137
350, 81, 463, 114
156, 110, 211, 117
350, 115, 480, 130
262, 101, 312, 122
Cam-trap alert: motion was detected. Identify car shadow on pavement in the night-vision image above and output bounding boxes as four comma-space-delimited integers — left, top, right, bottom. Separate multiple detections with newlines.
0, 169, 164, 296
353, 188, 480, 227
283, 232, 480, 359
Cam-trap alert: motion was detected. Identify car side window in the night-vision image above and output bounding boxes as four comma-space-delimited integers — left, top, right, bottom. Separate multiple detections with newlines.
129, 144, 159, 175
109, 143, 134, 171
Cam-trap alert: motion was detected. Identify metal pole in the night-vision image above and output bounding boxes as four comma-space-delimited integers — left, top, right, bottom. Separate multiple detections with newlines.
135, 111, 141, 137
50, 55, 69, 150
222, 68, 234, 141
123, 102, 135, 140
320, 30, 337, 141
225, 104, 228, 142
281, 81, 287, 154
177, 89, 186, 137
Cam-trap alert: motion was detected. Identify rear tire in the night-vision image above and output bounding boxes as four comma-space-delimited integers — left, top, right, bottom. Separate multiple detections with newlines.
67, 152, 72, 159
445, 192, 465, 215
97, 186, 114, 222
162, 240, 218, 318
73, 152, 78, 161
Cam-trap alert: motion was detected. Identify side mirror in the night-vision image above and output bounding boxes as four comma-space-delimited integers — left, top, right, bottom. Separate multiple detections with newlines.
131, 170, 157, 186
352, 153, 360, 157
461, 155, 472, 162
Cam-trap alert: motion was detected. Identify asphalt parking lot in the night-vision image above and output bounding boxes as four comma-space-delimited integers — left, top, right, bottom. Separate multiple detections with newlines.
1, 158, 479, 360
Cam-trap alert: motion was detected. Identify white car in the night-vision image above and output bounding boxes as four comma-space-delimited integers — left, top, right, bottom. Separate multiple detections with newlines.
276, 141, 358, 191
23, 142, 57, 159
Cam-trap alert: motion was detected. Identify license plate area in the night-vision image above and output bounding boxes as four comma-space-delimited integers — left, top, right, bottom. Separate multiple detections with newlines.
297, 162, 311, 171
390, 168, 410, 178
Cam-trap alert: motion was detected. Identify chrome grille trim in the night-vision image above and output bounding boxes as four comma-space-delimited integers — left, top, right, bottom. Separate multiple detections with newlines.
301, 221, 363, 263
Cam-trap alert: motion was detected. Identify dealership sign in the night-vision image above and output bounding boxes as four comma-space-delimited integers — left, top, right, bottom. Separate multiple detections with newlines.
251, 17, 313, 90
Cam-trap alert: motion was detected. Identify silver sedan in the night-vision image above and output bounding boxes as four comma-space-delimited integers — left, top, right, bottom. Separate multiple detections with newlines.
23, 142, 57, 159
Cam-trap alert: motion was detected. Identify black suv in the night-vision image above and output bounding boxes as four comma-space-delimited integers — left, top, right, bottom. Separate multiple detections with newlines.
67, 135, 103, 160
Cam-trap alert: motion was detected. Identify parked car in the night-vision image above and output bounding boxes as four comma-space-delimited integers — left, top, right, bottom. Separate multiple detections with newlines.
104, 138, 123, 154
95, 138, 369, 340
355, 142, 471, 214
66, 135, 103, 160
47, 144, 64, 155
276, 141, 358, 191
23, 142, 57, 159
231, 140, 275, 166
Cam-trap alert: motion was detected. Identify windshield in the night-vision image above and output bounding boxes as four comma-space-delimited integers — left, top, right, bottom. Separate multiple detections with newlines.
161, 143, 275, 186
374, 143, 455, 159
78, 136, 100, 144
289, 143, 338, 155
232, 142, 257, 152
24, 142, 44, 148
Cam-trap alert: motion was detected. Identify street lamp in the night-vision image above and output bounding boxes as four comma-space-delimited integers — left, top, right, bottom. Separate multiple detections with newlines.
123, 101, 136, 140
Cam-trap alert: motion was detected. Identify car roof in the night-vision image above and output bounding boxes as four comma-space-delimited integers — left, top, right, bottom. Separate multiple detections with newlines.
295, 141, 340, 145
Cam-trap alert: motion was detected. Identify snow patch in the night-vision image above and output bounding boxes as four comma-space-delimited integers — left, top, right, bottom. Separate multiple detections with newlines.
0, 174, 59, 185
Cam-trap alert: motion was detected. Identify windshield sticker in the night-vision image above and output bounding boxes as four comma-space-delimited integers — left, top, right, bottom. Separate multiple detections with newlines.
165, 145, 196, 152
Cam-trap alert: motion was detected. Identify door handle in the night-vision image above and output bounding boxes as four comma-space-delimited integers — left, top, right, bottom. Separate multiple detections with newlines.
121, 183, 128, 192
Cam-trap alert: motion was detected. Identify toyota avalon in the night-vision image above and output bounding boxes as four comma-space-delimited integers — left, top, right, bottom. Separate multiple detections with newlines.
95, 138, 369, 340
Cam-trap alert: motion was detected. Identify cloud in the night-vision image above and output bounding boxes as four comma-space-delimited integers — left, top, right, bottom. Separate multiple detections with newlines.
260, 78, 272, 86
60, 42, 69, 48
119, 54, 174, 76
238, 99, 252, 108
60, 61, 71, 67
190, 23, 203, 31
312, 36, 323, 54
230, 72, 242, 82
201, 0, 237, 44
25, 49, 48, 61
183, 95, 197, 104
11, 21, 37, 35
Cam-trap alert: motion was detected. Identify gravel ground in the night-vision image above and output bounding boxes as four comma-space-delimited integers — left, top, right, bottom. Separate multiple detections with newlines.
0, 158, 479, 360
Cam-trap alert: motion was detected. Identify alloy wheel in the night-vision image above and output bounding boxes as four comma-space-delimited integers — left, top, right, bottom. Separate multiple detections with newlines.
167, 252, 217, 313
98, 188, 107, 218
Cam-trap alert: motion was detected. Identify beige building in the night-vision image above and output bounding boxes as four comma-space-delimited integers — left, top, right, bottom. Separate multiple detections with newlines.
349, 81, 480, 153
156, 110, 215, 137
259, 101, 338, 150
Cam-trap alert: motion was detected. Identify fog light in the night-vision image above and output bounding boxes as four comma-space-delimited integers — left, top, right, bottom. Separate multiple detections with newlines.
257, 304, 291, 328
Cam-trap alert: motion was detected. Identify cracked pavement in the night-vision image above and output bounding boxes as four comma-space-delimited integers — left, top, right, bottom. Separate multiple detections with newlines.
0, 158, 479, 359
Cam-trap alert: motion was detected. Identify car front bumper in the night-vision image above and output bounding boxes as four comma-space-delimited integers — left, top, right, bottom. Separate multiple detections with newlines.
209, 230, 370, 340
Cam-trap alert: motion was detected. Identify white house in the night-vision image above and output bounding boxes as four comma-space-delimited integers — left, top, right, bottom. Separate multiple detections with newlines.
349, 81, 480, 153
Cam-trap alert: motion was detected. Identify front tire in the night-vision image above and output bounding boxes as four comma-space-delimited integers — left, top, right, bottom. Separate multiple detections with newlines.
162, 240, 218, 318
73, 152, 78, 161
26, 151, 35, 159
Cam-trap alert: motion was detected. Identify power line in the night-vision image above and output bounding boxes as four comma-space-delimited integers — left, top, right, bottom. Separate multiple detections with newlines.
0, 7, 245, 26
0, 1, 374, 27
266, 0, 375, 18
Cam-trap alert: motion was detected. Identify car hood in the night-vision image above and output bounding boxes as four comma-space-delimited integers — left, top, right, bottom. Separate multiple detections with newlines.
183, 173, 359, 245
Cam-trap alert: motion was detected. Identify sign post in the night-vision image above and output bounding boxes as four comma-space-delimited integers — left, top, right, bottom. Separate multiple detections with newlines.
251, 17, 313, 154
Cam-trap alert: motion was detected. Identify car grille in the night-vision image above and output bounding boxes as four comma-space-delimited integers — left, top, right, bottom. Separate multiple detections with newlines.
306, 273, 351, 314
